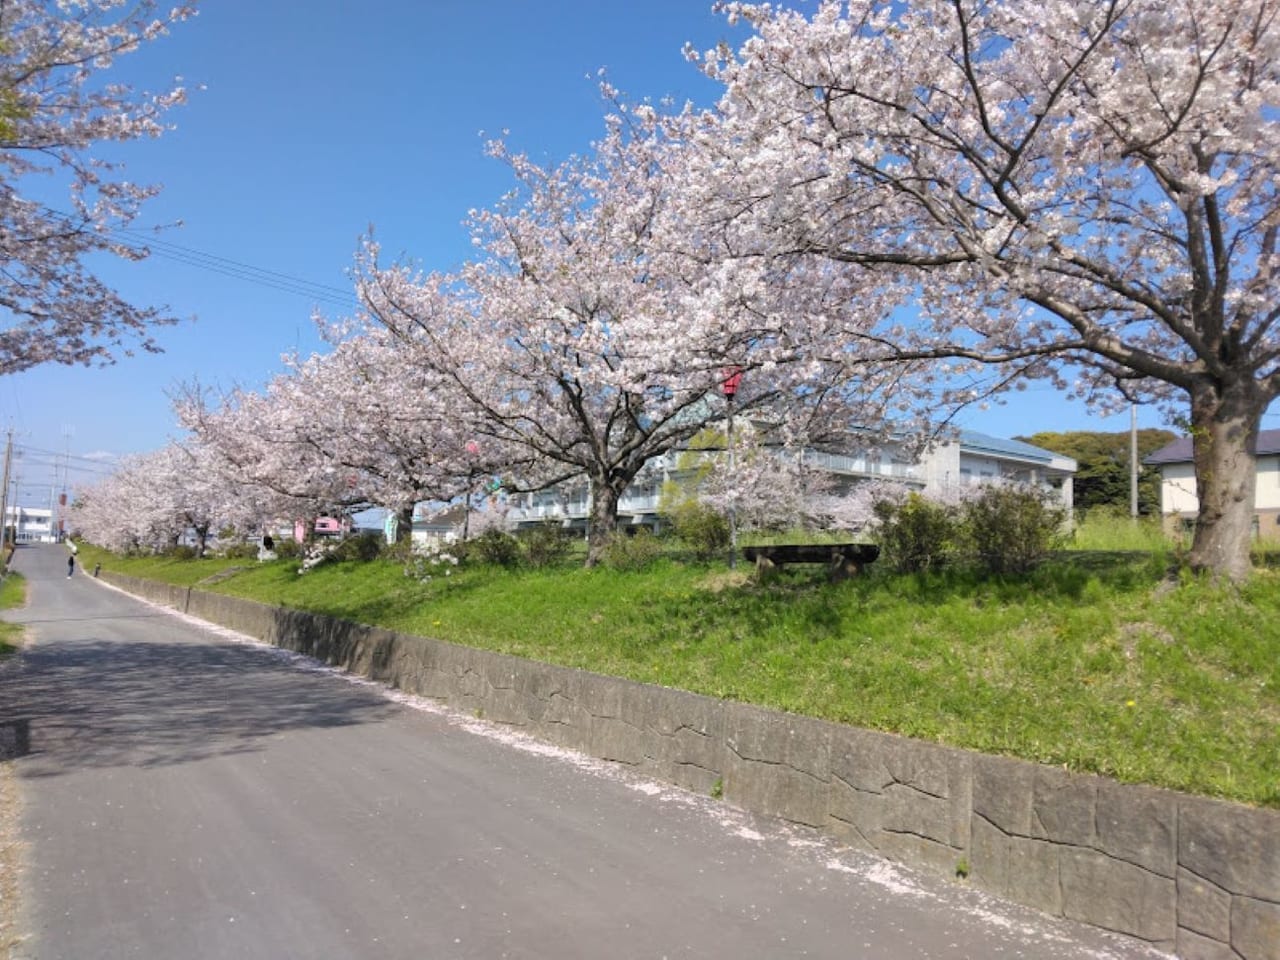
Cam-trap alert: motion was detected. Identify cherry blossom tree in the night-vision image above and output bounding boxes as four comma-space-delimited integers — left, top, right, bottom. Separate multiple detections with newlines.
174, 377, 375, 530
681, 422, 907, 532
69, 441, 248, 555
689, 0, 1280, 580
0, 0, 195, 374
352, 103, 917, 565
68, 458, 151, 553
295, 326, 502, 529
174, 325, 495, 539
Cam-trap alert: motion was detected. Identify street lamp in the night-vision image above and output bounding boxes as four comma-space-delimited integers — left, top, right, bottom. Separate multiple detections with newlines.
463, 440, 480, 540
721, 367, 743, 569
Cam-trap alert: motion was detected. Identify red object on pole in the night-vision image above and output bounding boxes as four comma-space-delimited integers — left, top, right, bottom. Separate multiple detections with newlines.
721, 366, 743, 399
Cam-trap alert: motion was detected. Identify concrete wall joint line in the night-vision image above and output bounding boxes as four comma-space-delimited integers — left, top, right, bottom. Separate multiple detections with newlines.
831, 768, 893, 795
828, 813, 880, 850
971, 809, 1013, 838
671, 724, 712, 740
726, 748, 829, 783
674, 761, 720, 775
889, 776, 948, 801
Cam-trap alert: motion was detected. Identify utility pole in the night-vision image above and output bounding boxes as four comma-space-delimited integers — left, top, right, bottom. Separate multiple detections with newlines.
58, 425, 73, 542
0, 429, 13, 562
1130, 404, 1139, 519
722, 367, 743, 569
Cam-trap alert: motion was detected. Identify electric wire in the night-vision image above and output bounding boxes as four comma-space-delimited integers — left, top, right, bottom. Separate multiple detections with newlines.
112, 226, 360, 310
34, 203, 362, 311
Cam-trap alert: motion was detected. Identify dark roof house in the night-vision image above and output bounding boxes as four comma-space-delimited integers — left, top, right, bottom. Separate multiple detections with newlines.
1145, 428, 1280, 465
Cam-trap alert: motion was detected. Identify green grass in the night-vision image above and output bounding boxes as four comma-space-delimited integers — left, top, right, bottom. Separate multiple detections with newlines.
76, 542, 1280, 808
78, 550, 254, 586
0, 573, 26, 657
1070, 511, 1178, 554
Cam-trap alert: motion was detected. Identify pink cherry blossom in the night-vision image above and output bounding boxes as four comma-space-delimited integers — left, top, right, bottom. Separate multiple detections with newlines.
685, 0, 1280, 580
0, 1, 196, 373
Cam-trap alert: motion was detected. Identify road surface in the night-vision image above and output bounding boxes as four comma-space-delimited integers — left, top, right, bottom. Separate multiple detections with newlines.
0, 544, 1162, 959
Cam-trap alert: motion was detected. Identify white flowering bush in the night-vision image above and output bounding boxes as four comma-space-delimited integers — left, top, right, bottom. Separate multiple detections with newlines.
403, 537, 461, 581
297, 541, 337, 574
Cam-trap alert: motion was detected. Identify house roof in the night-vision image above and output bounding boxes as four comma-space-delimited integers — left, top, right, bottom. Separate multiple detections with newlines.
412, 503, 470, 528
958, 430, 1068, 466
1145, 428, 1280, 465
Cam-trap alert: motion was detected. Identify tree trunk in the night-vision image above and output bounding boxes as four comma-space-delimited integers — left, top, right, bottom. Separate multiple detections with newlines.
1186, 381, 1263, 582
584, 480, 622, 567
193, 523, 210, 559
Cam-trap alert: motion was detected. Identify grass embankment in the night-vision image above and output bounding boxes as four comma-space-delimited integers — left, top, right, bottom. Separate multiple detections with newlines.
75, 531, 1280, 809
0, 573, 25, 658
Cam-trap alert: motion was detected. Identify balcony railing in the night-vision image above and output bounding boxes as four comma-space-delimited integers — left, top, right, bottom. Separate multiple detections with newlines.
799, 450, 916, 478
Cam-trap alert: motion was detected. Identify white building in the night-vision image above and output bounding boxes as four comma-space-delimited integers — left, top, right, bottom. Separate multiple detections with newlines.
1146, 429, 1280, 540
501, 429, 1075, 532
4, 505, 57, 544
923, 431, 1076, 507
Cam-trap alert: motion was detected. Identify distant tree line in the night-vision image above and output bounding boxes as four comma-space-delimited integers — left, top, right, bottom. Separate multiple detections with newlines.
1015, 431, 1176, 518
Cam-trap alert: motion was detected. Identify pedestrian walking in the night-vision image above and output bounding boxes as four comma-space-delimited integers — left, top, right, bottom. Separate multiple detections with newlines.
67, 555, 74, 578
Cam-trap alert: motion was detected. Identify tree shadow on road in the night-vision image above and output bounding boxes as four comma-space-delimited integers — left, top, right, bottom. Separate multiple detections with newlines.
0, 635, 399, 777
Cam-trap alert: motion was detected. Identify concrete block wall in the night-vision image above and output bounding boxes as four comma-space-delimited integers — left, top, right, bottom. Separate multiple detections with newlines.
106, 573, 1280, 959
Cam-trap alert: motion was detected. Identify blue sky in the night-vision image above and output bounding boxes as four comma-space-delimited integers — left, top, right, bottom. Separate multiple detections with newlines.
0, 1, 1235, 505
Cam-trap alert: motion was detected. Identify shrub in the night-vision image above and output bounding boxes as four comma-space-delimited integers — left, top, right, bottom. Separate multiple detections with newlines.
274, 538, 302, 560
163, 544, 198, 561
520, 522, 574, 568
402, 539, 461, 581
668, 500, 730, 561
333, 532, 383, 563
220, 542, 260, 560
468, 528, 521, 568
298, 540, 337, 574
872, 493, 958, 573
601, 528, 664, 571
962, 486, 1067, 575
380, 536, 416, 565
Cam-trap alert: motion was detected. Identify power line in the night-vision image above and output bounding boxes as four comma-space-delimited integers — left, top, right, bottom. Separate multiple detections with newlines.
35, 204, 362, 311
13, 442, 119, 467
113, 227, 360, 310
113, 227, 360, 309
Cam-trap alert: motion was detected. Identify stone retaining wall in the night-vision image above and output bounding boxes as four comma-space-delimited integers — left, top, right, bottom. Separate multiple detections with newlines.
103, 572, 1279, 960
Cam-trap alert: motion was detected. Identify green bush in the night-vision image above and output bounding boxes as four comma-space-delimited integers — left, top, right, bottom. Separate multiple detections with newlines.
333, 532, 384, 563
467, 529, 521, 568
380, 536, 416, 566
962, 486, 1067, 575
163, 544, 198, 561
520, 522, 574, 568
220, 542, 260, 560
274, 538, 302, 560
601, 528, 664, 571
872, 493, 958, 573
668, 500, 730, 561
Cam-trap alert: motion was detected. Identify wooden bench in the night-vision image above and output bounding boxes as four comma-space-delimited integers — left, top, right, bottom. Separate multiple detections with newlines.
740, 543, 880, 580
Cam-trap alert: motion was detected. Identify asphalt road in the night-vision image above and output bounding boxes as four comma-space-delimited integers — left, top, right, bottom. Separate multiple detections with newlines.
0, 544, 1163, 960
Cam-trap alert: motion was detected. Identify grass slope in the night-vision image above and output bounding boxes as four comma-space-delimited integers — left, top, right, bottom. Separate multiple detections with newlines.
0, 574, 25, 658
76, 540, 1280, 808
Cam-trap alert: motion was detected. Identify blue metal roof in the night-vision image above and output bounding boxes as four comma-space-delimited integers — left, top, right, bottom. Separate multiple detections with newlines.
958, 430, 1059, 464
